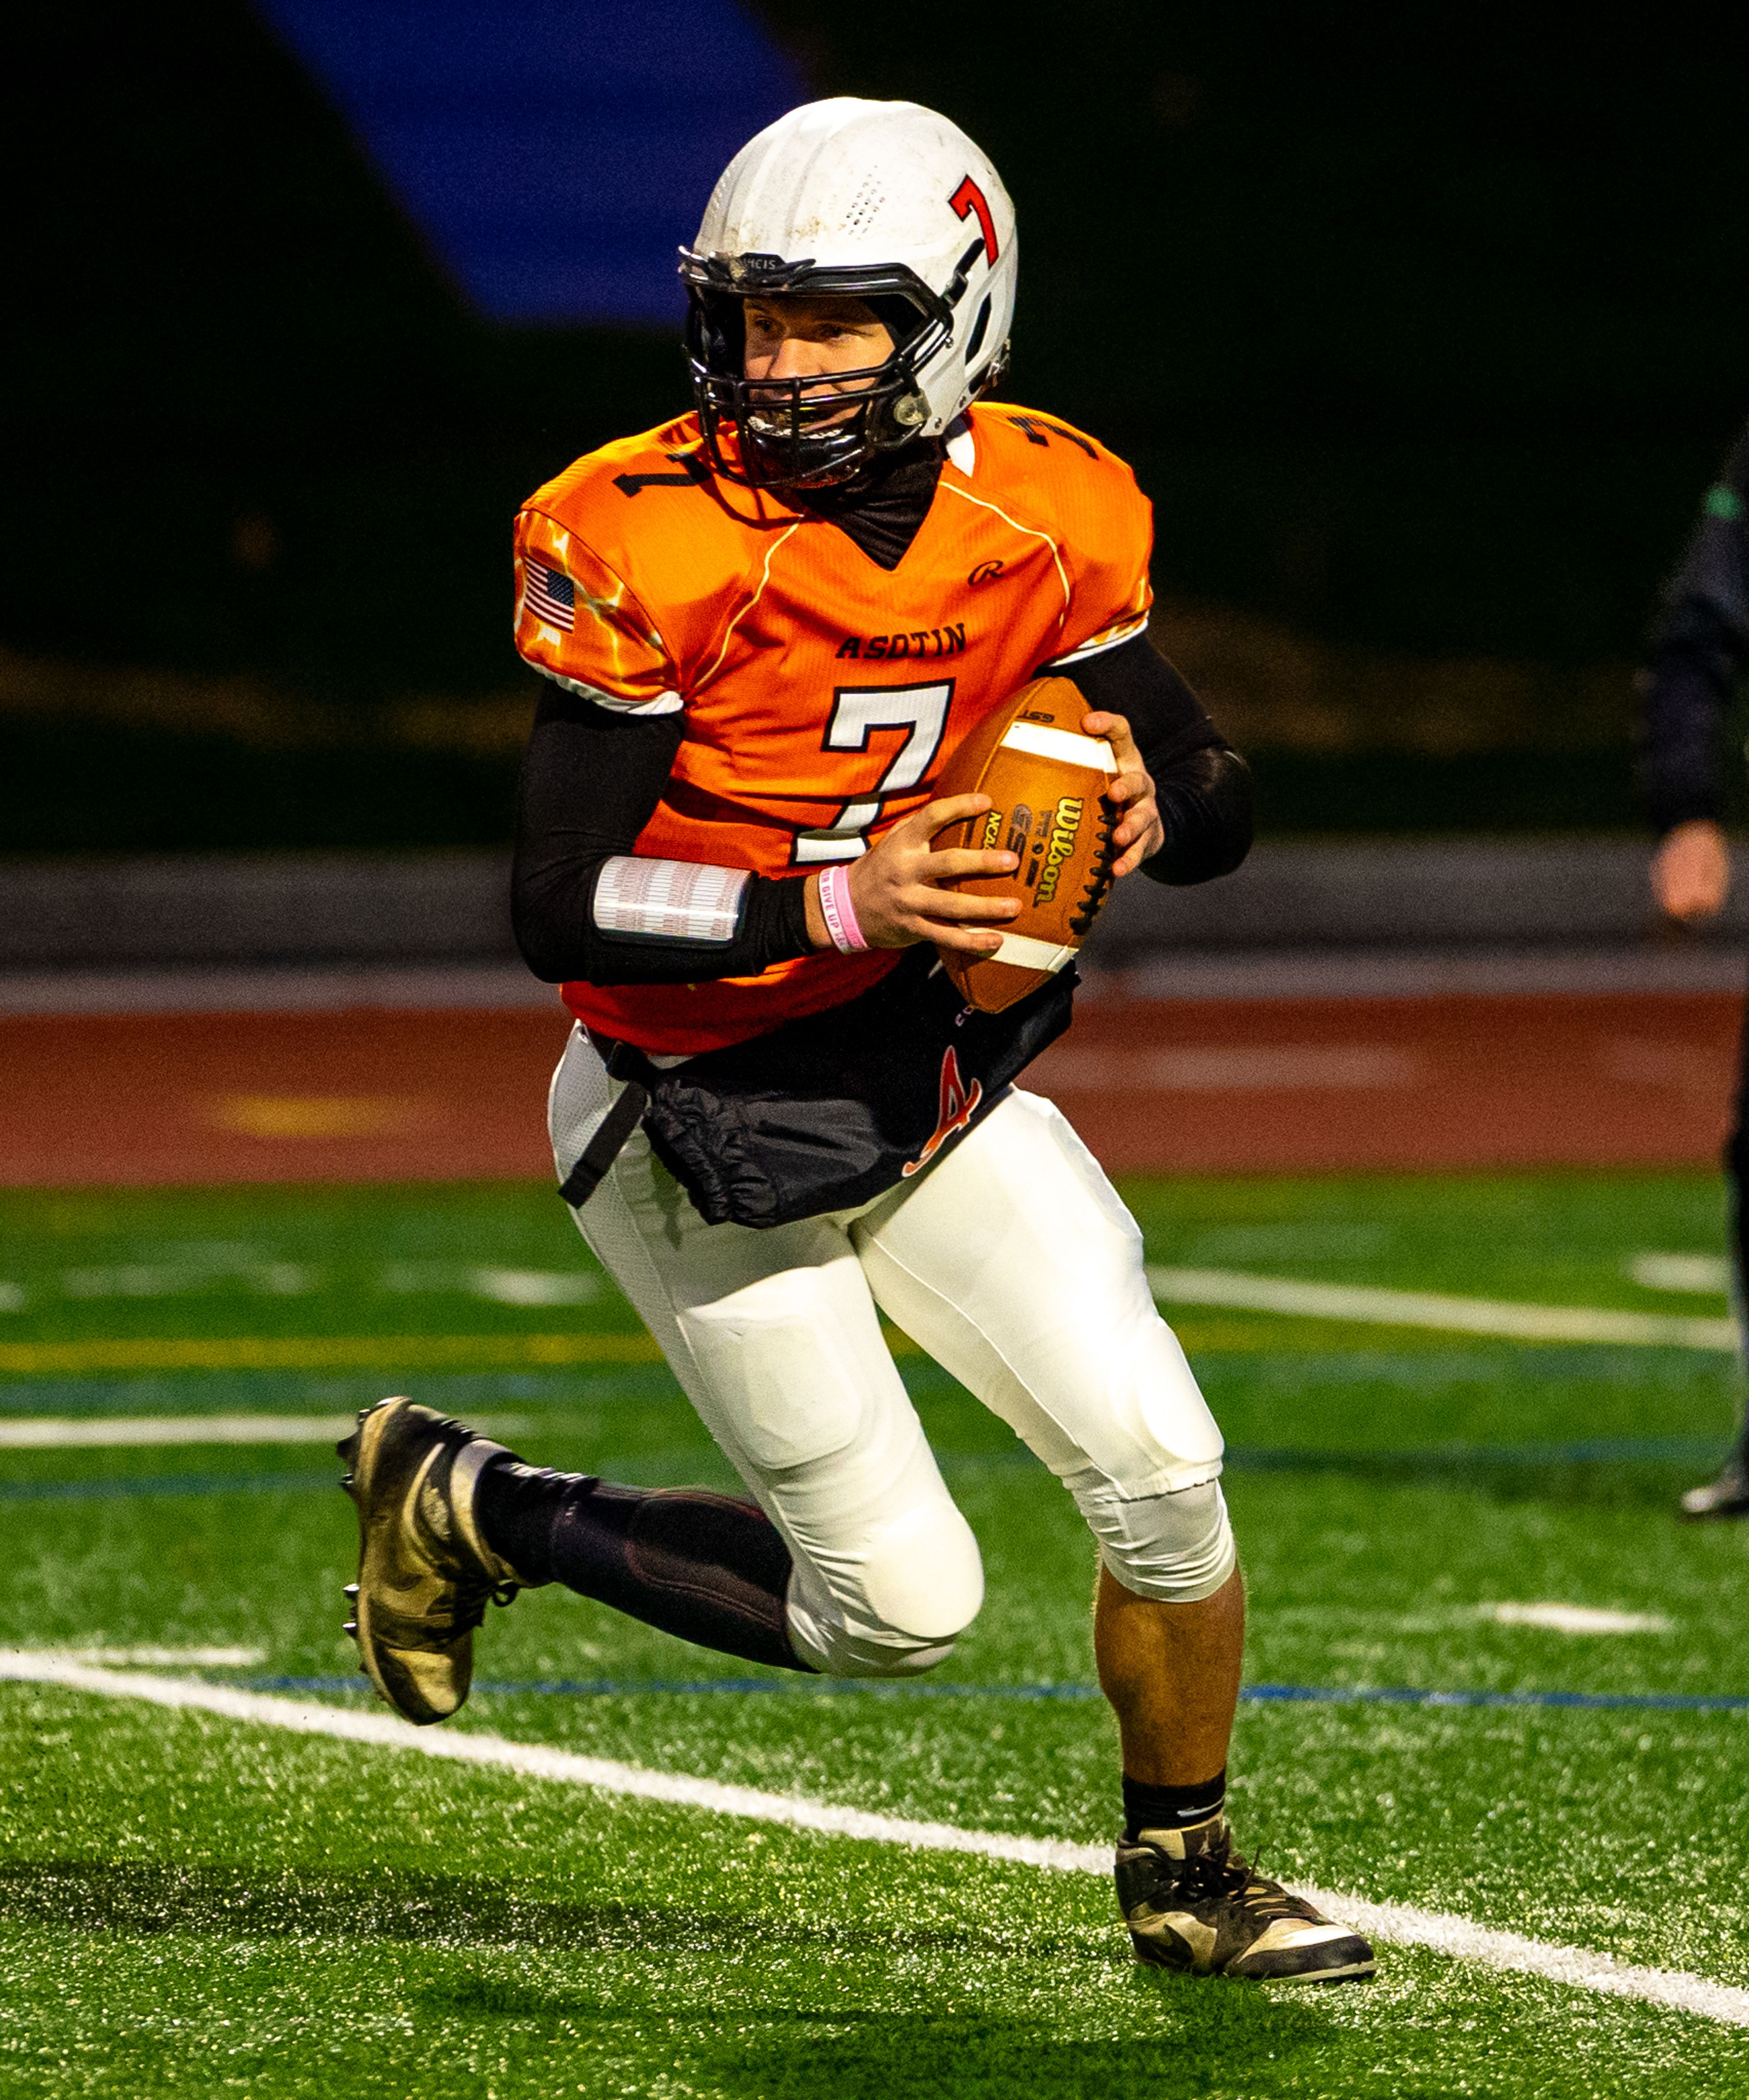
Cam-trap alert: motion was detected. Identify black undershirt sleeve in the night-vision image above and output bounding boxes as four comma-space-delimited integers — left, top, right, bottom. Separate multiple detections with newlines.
1636, 421, 1749, 834
1057, 634, 1253, 885
511, 685, 813, 986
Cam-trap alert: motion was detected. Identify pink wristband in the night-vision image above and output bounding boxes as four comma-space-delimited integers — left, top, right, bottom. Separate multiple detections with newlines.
817, 863, 869, 953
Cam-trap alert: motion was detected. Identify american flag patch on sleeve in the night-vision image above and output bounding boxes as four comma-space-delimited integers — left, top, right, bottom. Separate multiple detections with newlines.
525, 559, 576, 632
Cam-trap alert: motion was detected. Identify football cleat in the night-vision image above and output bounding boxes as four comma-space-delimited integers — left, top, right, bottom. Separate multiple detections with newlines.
337, 1397, 521, 1726
1679, 1460, 1749, 1519
1115, 1815, 1376, 1984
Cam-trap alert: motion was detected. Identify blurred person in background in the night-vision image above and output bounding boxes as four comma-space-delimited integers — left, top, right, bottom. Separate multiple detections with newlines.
1638, 419, 1749, 1517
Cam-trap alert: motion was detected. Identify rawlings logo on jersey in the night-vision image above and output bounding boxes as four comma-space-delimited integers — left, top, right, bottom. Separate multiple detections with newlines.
834, 626, 967, 661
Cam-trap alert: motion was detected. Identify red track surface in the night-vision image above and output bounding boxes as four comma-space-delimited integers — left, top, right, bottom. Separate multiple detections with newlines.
1043, 991, 1741, 1174
0, 991, 1739, 1187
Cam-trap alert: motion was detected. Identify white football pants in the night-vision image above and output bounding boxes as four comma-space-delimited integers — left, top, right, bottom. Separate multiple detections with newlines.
549, 1024, 1235, 1677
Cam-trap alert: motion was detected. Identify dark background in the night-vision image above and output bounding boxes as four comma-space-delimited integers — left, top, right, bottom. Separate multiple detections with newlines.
5, 2, 1747, 848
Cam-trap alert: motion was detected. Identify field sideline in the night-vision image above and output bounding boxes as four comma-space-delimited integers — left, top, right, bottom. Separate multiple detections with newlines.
2, 1170, 1747, 2096
0, 985, 1737, 1182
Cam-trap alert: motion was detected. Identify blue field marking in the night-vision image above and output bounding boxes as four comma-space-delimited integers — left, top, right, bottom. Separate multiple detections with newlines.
1224, 1436, 1728, 1470
232, 1674, 1749, 1715
1241, 1683, 1749, 1714
0, 1471, 336, 1502
1, 1435, 1730, 1504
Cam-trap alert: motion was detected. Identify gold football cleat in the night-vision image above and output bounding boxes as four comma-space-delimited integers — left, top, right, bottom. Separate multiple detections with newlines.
1116, 1815, 1376, 1984
338, 1397, 521, 1726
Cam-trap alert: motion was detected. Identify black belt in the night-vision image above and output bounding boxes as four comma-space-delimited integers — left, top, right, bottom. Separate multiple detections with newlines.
555, 950, 1074, 1229
556, 1037, 650, 1209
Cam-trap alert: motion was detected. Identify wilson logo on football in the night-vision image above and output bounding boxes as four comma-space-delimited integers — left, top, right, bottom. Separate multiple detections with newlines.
1033, 798, 1084, 906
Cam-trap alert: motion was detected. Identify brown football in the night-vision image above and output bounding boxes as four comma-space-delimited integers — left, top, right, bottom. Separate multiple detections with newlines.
933, 674, 1120, 1013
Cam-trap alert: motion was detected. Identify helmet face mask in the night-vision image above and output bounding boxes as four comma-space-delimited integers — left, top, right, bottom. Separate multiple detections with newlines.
681, 256, 951, 489
678, 100, 1018, 493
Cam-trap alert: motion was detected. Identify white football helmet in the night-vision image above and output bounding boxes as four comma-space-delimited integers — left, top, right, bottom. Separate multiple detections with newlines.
679, 97, 1018, 488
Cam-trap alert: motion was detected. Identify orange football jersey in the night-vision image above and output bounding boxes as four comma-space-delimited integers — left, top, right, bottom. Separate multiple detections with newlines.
514, 403, 1152, 1054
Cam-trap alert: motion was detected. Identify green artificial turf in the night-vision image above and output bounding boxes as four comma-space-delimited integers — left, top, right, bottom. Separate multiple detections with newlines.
0, 1166, 1734, 1344
1, 1170, 1747, 2096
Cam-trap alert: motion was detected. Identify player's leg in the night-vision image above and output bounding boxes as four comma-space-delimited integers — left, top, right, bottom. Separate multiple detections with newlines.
534, 1093, 986, 1681
339, 1027, 986, 1723
851, 1087, 1372, 1982
1091, 1558, 1244, 1788
1681, 1086, 1749, 1516
852, 1088, 1240, 1760
339, 1393, 806, 1722
339, 1071, 821, 1723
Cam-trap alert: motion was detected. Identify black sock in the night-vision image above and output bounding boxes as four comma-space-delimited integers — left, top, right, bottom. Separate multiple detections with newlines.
474, 1457, 813, 1674
1122, 1769, 1227, 1842
473, 1461, 576, 1582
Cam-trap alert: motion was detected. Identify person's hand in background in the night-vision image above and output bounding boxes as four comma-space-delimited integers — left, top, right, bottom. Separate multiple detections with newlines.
1652, 818, 1732, 924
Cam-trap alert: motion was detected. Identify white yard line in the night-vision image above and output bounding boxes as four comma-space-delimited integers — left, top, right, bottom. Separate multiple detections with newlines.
1627, 1252, 1732, 1296
1488, 1602, 1672, 1636
24, 1644, 267, 1667
0, 1413, 529, 1450
1147, 1268, 1739, 1351
1, 1651, 1744, 2029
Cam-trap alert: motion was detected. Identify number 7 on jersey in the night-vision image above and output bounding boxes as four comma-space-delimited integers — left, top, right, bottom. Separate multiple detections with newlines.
791, 681, 955, 864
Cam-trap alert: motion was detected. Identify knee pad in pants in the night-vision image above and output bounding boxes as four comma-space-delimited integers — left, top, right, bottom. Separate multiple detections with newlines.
784, 1497, 985, 1678
1072, 1474, 1236, 1604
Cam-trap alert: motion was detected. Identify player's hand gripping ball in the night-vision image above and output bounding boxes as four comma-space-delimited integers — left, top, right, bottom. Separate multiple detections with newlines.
932, 674, 1120, 1012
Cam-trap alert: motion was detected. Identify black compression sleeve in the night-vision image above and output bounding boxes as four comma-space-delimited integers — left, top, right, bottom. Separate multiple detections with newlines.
1636, 422, 1749, 833
511, 685, 814, 986
1059, 635, 1254, 885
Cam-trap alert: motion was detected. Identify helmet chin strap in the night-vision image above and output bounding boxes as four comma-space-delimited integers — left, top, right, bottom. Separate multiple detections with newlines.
885, 388, 931, 437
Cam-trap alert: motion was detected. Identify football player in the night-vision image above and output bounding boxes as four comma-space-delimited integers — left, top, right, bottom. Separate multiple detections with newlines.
341, 97, 1375, 1984
1638, 416, 1749, 1518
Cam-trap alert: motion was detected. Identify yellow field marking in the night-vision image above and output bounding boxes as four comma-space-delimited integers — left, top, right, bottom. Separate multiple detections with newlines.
0, 1413, 532, 1450
0, 1333, 663, 1374
208, 1095, 423, 1139
0, 1327, 927, 1376
0, 1313, 1599, 1377
0, 1321, 1406, 1376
